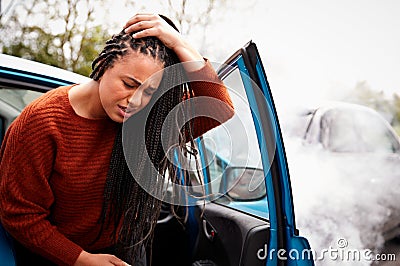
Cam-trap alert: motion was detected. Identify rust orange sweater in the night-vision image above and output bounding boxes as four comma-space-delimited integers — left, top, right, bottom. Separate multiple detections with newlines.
0, 62, 233, 265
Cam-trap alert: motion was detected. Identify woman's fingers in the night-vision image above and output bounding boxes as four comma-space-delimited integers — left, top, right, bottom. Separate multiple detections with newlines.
124, 13, 181, 49
122, 13, 203, 63
109, 256, 127, 266
74, 252, 127, 266
108, 254, 128, 266
125, 20, 158, 35
131, 28, 159, 39
124, 14, 159, 33
124, 15, 166, 40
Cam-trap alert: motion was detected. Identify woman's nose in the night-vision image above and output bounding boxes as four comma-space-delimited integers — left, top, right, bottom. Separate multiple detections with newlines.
128, 91, 142, 108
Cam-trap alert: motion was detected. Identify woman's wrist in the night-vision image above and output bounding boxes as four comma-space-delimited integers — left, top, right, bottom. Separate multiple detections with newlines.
74, 250, 90, 266
173, 39, 205, 72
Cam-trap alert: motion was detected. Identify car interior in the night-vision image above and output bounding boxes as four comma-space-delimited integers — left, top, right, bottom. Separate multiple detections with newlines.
152, 201, 270, 266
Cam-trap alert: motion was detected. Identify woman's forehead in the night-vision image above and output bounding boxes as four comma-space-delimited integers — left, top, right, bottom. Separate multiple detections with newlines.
116, 51, 164, 77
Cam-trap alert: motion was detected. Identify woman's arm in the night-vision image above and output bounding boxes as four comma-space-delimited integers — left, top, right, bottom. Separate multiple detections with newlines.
0, 106, 83, 265
184, 60, 235, 139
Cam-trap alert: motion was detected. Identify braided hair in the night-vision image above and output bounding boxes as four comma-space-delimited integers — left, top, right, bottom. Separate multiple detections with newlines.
90, 16, 195, 264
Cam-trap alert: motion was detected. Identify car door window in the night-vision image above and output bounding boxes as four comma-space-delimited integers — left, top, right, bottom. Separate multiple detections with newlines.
0, 116, 3, 143
198, 66, 268, 219
0, 88, 43, 112
0, 87, 44, 144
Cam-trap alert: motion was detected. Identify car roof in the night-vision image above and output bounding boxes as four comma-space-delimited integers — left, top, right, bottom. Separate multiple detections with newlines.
315, 101, 400, 138
0, 53, 90, 88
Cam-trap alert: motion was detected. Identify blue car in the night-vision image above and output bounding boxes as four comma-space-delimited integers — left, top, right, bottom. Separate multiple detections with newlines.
0, 42, 314, 266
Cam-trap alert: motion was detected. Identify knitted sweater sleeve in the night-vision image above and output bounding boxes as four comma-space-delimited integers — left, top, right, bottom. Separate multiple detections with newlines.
0, 103, 83, 265
184, 59, 234, 139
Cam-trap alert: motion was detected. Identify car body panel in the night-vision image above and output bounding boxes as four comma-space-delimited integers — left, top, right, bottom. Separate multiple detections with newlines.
0, 53, 89, 91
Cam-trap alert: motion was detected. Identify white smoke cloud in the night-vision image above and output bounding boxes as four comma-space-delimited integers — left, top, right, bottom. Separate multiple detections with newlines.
285, 131, 400, 265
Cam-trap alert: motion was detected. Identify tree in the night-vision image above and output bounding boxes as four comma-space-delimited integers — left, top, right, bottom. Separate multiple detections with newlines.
345, 81, 400, 135
162, 0, 227, 54
0, 0, 112, 76
346, 81, 394, 121
0, 0, 225, 75
392, 94, 400, 135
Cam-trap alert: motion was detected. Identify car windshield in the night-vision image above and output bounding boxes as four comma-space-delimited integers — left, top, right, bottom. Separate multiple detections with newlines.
0, 88, 43, 112
321, 108, 400, 153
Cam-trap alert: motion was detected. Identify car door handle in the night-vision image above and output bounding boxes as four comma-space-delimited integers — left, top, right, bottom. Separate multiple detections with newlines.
202, 219, 217, 241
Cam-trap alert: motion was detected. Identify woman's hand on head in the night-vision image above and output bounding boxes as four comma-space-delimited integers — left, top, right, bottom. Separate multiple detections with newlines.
74, 251, 128, 266
124, 13, 205, 67
124, 14, 182, 50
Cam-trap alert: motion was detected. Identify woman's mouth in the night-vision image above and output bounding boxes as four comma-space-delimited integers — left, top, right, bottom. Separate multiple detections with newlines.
118, 105, 133, 118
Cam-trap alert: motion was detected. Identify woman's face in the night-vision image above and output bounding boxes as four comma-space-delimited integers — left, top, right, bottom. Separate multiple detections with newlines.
98, 51, 164, 123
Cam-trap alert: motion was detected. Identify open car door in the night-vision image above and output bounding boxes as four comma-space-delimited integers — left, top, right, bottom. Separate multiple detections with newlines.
152, 42, 314, 266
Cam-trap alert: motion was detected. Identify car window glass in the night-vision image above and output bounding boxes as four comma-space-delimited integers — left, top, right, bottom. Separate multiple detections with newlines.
0, 88, 43, 112
0, 116, 3, 143
322, 109, 399, 153
199, 67, 268, 218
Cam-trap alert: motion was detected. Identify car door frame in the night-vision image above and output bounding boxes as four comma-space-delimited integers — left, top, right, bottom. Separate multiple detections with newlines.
203, 41, 314, 265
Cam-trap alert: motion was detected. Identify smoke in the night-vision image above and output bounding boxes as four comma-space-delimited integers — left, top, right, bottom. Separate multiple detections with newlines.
284, 127, 400, 265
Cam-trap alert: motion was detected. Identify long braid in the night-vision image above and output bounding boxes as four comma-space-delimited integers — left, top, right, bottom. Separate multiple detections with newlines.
113, 61, 186, 262
91, 19, 193, 264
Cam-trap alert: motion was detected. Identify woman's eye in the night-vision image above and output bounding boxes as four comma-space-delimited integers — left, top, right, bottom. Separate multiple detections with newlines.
123, 81, 136, 88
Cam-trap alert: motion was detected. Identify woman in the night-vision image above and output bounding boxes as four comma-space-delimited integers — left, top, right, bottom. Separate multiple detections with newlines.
0, 14, 234, 266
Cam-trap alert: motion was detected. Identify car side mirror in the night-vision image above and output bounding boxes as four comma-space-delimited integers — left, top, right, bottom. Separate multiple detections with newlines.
222, 167, 266, 201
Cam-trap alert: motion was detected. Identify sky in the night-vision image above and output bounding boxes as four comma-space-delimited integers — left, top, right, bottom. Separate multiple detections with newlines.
205, 0, 400, 113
